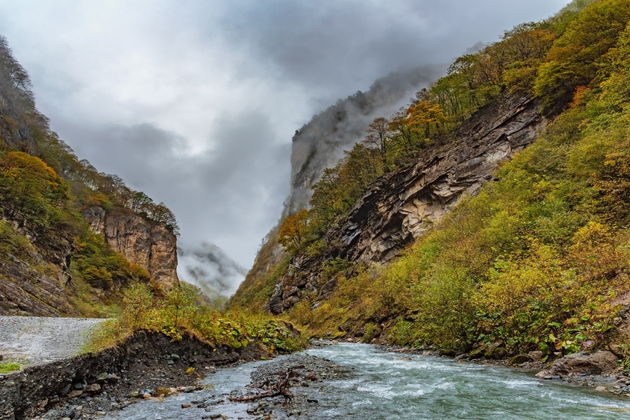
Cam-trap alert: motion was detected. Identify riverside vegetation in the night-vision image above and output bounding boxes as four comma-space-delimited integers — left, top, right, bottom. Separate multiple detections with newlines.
231, 0, 630, 373
84, 282, 307, 355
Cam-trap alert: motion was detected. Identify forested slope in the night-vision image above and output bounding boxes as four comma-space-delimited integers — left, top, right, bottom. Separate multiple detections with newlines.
232, 0, 630, 369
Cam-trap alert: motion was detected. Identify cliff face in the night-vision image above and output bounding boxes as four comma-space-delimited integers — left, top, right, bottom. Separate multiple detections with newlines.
83, 207, 179, 288
269, 94, 546, 313
0, 223, 75, 316
284, 66, 440, 217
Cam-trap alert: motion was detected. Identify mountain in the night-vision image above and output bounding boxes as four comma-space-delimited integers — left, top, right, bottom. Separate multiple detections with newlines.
178, 243, 247, 299
0, 36, 179, 316
231, 0, 630, 368
285, 65, 441, 217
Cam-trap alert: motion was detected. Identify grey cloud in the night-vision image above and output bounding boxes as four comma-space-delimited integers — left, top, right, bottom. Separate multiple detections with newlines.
55, 109, 289, 265
219, 0, 568, 98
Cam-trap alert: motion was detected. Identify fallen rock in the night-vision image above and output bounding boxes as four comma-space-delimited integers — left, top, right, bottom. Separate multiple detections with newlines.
537, 351, 618, 378
67, 390, 83, 398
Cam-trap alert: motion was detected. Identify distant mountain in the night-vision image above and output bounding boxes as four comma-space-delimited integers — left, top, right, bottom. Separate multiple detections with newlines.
178, 243, 247, 298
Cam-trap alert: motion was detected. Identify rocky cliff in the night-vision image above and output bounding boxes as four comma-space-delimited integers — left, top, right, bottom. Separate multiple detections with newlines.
83, 207, 179, 288
269, 93, 546, 313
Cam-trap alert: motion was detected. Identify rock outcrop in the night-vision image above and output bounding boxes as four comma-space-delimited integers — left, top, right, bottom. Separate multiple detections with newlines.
83, 207, 179, 288
270, 94, 546, 313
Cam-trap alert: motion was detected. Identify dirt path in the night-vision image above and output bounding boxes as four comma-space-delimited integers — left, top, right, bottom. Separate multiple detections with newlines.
0, 316, 106, 366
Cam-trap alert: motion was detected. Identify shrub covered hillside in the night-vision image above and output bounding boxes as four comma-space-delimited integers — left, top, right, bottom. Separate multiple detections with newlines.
231, 0, 630, 367
0, 36, 178, 316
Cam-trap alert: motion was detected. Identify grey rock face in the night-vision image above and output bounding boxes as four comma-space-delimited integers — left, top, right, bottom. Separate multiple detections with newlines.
83, 206, 179, 288
284, 66, 440, 217
536, 351, 619, 378
270, 94, 546, 314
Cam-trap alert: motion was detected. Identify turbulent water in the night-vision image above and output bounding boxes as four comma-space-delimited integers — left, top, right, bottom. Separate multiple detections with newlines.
110, 343, 630, 419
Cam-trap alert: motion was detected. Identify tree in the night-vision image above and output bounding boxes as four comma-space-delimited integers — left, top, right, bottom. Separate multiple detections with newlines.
278, 210, 309, 252
364, 117, 389, 166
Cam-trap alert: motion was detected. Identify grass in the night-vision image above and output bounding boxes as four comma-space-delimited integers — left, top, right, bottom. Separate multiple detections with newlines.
0, 362, 22, 374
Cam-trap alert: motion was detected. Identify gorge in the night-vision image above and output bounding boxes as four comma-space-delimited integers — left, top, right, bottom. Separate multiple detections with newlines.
1, 0, 630, 418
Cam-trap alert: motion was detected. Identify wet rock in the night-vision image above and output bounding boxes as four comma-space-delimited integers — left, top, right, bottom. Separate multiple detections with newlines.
181, 403, 191, 408
72, 382, 86, 390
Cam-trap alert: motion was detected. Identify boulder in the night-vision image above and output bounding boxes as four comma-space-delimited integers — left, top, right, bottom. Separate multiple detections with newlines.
536, 351, 619, 378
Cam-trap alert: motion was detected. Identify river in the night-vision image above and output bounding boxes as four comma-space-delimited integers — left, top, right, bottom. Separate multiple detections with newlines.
109, 343, 630, 419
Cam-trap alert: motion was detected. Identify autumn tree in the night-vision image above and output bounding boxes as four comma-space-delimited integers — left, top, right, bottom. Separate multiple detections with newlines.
534, 0, 630, 108
278, 210, 309, 252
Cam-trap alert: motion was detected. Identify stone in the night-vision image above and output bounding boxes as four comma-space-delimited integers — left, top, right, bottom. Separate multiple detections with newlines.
67, 390, 83, 398
181, 403, 192, 408
537, 351, 619, 378
73, 382, 86, 390
509, 354, 533, 365
595, 386, 607, 392
85, 383, 101, 393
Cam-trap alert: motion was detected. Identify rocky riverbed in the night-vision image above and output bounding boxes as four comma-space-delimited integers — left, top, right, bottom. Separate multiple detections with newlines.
3, 332, 630, 419
106, 343, 630, 420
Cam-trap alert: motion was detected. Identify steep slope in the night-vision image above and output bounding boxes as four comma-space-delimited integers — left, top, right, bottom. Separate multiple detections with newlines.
269, 93, 546, 314
232, 0, 630, 369
0, 36, 179, 316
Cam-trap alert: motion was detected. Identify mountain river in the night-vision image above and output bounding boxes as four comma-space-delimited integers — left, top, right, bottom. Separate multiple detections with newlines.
108, 343, 630, 419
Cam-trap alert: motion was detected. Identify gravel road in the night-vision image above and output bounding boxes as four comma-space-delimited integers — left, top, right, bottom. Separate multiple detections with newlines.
0, 316, 107, 366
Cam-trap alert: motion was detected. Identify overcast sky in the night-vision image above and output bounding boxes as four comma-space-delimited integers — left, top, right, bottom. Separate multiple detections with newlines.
0, 0, 568, 268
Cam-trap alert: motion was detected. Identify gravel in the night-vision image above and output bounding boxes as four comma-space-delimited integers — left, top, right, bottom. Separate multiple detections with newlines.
0, 316, 107, 366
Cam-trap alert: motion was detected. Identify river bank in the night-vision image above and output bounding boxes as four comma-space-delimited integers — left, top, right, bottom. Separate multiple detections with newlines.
3, 334, 630, 419
0, 330, 264, 419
